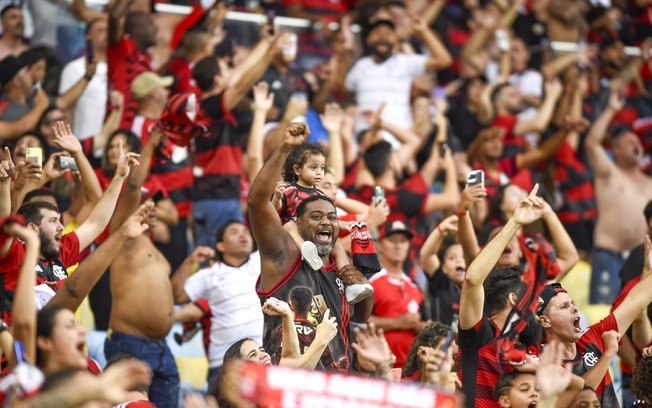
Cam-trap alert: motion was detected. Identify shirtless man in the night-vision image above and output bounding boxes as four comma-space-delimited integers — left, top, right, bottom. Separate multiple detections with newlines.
103, 129, 179, 408
248, 123, 374, 372
585, 90, 652, 304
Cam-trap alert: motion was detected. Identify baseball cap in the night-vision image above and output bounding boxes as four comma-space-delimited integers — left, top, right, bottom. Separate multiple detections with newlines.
0, 55, 27, 88
536, 283, 567, 316
379, 220, 414, 240
131, 72, 174, 100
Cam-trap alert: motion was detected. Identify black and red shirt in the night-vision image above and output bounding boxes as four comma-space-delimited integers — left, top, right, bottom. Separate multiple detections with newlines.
193, 93, 241, 201
564, 314, 620, 408
553, 140, 597, 224
133, 115, 193, 219
278, 183, 325, 224
0, 233, 80, 322
107, 35, 153, 128
257, 255, 351, 373
458, 317, 502, 408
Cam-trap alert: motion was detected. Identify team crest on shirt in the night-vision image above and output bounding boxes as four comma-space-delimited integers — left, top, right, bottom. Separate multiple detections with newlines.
583, 351, 599, 367
335, 277, 345, 294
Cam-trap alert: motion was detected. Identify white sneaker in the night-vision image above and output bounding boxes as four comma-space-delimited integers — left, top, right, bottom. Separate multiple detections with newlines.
345, 283, 374, 304
301, 241, 323, 270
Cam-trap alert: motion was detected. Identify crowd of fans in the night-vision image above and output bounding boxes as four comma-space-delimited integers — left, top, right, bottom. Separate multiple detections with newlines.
0, 0, 652, 406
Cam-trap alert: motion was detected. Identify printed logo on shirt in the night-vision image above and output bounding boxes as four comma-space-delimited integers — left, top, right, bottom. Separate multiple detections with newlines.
583, 351, 599, 367
52, 265, 67, 280
335, 277, 344, 294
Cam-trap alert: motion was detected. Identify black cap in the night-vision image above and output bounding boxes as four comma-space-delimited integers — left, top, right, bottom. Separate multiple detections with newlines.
379, 219, 414, 240
0, 55, 27, 88
536, 283, 567, 316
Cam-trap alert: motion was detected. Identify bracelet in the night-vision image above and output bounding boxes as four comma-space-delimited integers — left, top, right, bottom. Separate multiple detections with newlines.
83, 74, 94, 81
457, 210, 468, 217
436, 225, 444, 234
0, 321, 8, 334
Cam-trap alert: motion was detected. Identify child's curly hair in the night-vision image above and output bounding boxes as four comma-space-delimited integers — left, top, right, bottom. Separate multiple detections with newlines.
282, 143, 327, 183
632, 355, 652, 404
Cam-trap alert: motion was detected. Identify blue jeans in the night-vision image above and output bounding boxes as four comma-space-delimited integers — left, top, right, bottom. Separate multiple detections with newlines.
104, 332, 180, 408
590, 248, 626, 304
192, 199, 243, 249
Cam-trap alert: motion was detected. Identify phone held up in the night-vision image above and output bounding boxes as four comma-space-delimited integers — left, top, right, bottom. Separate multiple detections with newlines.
374, 186, 385, 206
466, 170, 485, 189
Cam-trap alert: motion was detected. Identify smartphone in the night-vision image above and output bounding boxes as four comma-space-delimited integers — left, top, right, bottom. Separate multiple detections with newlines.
466, 169, 485, 188
373, 186, 385, 206
59, 156, 78, 171
440, 331, 454, 354
266, 9, 276, 36
25, 147, 43, 167
86, 39, 94, 64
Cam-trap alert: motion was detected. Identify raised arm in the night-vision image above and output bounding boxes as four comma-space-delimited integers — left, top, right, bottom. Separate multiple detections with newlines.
92, 91, 124, 156
223, 29, 280, 111
614, 236, 652, 337
52, 122, 102, 208
420, 215, 458, 276
541, 201, 579, 281
584, 90, 624, 178
321, 103, 346, 185
421, 147, 460, 214
262, 298, 301, 361
5, 222, 39, 367
75, 140, 139, 250
56, 61, 96, 110
460, 185, 545, 330
410, 14, 453, 72
109, 131, 159, 232
512, 79, 563, 136
48, 203, 152, 312
245, 82, 274, 183
0, 147, 15, 218
108, 0, 128, 45
247, 123, 306, 292
457, 185, 485, 265
171, 246, 216, 304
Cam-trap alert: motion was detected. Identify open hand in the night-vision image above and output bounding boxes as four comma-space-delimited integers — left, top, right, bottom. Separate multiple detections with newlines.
320, 102, 345, 134
52, 121, 82, 153
536, 340, 573, 397
253, 82, 274, 112
351, 322, 393, 373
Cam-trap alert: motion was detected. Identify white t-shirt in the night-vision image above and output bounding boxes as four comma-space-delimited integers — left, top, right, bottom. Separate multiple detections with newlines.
59, 57, 108, 141
345, 54, 428, 147
184, 252, 264, 368
510, 69, 543, 146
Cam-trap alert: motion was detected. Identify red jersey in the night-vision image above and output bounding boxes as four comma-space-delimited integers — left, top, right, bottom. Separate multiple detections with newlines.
492, 113, 524, 157
369, 270, 423, 369
0, 233, 80, 321
107, 35, 153, 128
458, 317, 502, 408
168, 57, 200, 96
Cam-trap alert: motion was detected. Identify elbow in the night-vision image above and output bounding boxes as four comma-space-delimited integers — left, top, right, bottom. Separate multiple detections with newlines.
463, 269, 483, 287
